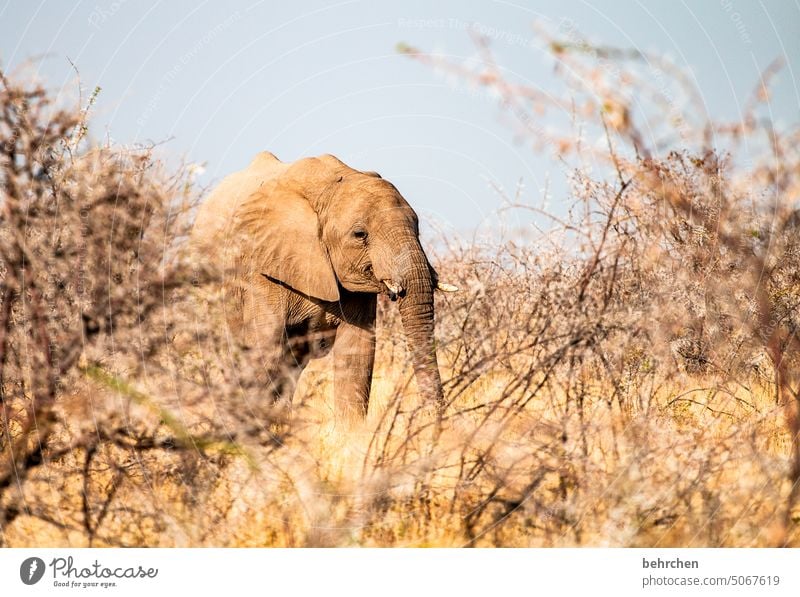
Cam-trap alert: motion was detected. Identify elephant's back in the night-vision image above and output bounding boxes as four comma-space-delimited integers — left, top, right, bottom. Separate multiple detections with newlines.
192, 152, 289, 246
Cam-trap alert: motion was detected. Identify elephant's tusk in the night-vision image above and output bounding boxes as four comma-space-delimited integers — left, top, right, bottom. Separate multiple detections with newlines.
383, 280, 402, 301
436, 282, 459, 292
383, 280, 401, 294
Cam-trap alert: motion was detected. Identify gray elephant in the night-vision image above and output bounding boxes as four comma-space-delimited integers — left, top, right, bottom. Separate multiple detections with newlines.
191, 152, 456, 422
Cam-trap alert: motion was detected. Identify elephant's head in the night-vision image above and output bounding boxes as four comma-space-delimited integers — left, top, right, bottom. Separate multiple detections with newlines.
235, 153, 453, 407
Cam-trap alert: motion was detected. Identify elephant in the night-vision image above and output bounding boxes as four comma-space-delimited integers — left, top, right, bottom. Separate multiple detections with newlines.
191, 152, 456, 423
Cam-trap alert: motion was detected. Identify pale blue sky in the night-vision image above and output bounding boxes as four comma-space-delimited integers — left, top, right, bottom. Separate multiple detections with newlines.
2, 0, 798, 239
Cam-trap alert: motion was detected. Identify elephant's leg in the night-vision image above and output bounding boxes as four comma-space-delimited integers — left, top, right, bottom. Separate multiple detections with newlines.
277, 320, 316, 406
333, 293, 377, 424
239, 276, 296, 401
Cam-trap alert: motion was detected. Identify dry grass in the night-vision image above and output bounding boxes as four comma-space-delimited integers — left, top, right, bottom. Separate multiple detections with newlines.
2, 26, 799, 548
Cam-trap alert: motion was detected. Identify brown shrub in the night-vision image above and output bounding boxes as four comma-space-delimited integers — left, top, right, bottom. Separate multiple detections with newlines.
1, 25, 798, 547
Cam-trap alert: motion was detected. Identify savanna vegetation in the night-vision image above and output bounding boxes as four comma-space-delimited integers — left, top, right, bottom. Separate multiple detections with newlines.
1, 26, 798, 547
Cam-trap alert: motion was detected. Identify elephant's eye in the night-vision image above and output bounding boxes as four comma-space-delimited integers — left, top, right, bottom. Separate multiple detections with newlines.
353, 229, 367, 240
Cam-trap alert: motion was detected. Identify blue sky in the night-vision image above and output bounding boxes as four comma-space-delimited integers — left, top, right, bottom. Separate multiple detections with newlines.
2, 0, 798, 240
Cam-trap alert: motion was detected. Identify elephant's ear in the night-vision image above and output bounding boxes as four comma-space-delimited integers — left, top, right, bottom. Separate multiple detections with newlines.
236, 187, 340, 302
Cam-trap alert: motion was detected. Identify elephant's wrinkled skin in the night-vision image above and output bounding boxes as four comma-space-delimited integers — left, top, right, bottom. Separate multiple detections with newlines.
191, 152, 453, 422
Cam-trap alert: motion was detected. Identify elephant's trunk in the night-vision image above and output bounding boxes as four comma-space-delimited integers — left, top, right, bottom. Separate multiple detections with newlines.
395, 242, 445, 410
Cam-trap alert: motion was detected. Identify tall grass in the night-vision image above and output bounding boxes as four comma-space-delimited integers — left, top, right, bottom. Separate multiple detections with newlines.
1, 26, 798, 547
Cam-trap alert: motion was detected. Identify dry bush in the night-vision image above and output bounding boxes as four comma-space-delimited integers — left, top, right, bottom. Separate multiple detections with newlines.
0, 70, 292, 546
2, 21, 799, 548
